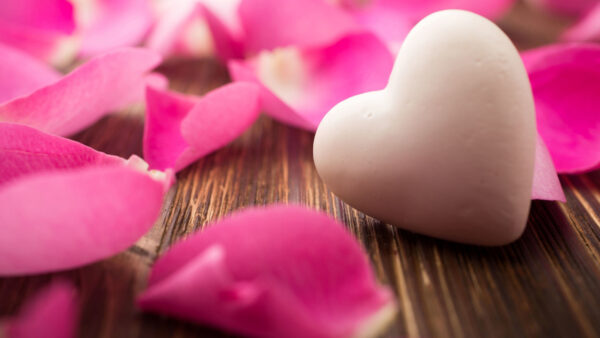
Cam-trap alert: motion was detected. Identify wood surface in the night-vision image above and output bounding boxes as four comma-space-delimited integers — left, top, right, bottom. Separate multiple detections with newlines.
1, 2, 599, 337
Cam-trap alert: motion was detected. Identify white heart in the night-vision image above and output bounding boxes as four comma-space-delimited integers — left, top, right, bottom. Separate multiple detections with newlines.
313, 10, 536, 246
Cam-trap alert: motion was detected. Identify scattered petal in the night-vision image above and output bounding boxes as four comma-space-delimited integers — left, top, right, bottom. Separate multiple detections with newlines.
3, 281, 77, 338
0, 0, 77, 66
229, 33, 393, 131
0, 48, 162, 136
0, 165, 170, 276
143, 82, 260, 171
74, 0, 155, 57
0, 122, 123, 186
0, 43, 61, 103
562, 3, 600, 42
523, 43, 600, 173
532, 135, 566, 201
239, 0, 361, 52
138, 205, 397, 338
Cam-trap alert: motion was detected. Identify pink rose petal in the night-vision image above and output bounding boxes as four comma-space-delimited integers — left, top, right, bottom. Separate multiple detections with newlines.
3, 281, 77, 338
0, 165, 170, 276
0, 43, 61, 103
239, 0, 361, 52
523, 43, 600, 173
77, 0, 155, 57
229, 33, 393, 131
0, 48, 162, 136
532, 135, 566, 201
0, 0, 76, 65
144, 82, 260, 171
562, 3, 600, 42
138, 205, 397, 338
0, 122, 123, 186
147, 0, 242, 60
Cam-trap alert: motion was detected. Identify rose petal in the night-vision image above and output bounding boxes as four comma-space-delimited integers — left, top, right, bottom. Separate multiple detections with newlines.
229, 33, 393, 131
0, 43, 61, 103
562, 3, 600, 42
75, 0, 155, 57
0, 122, 123, 187
0, 47, 162, 136
143, 82, 260, 171
3, 281, 77, 338
522, 43, 600, 173
526, 0, 597, 17
0, 0, 77, 66
532, 135, 566, 201
239, 0, 361, 52
0, 165, 171, 276
337, 0, 515, 52
138, 205, 397, 338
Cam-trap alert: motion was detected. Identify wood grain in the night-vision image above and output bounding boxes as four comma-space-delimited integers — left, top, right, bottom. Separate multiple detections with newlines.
1, 2, 599, 337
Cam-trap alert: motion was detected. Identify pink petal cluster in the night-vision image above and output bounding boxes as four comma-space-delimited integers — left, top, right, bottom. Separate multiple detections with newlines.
0, 123, 172, 276
523, 43, 600, 174
0, 46, 161, 136
143, 82, 260, 171
1, 281, 77, 338
138, 205, 397, 338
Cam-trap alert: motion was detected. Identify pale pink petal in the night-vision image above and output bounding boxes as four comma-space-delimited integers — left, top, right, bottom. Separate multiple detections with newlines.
0, 43, 61, 102
526, 0, 597, 17
0, 165, 170, 276
562, 3, 600, 42
4, 281, 77, 338
229, 33, 393, 131
0, 0, 77, 66
199, 2, 244, 60
239, 0, 361, 52
76, 0, 155, 56
0, 48, 162, 136
144, 82, 260, 171
138, 205, 397, 338
523, 43, 600, 173
532, 135, 566, 201
0, 122, 123, 187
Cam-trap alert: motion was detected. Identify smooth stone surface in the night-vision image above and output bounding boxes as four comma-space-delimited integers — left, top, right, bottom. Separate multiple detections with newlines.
313, 10, 536, 246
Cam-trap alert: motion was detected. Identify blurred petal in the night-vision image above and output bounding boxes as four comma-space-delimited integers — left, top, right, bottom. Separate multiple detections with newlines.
143, 82, 260, 171
0, 165, 171, 276
4, 281, 77, 338
523, 43, 600, 173
138, 205, 397, 338
0, 43, 61, 102
0, 0, 77, 66
239, 0, 361, 52
532, 135, 566, 201
229, 33, 393, 131
75, 0, 155, 56
0, 48, 162, 136
0, 122, 123, 186
562, 3, 600, 42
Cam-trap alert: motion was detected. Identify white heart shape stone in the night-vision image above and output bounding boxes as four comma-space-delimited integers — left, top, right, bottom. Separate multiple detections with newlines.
313, 10, 536, 246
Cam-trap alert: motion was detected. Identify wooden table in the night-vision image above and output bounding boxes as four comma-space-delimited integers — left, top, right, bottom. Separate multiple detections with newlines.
1, 2, 599, 337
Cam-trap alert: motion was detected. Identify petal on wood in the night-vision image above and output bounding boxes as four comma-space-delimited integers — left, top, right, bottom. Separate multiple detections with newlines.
0, 43, 61, 103
532, 135, 566, 201
523, 43, 600, 173
229, 33, 393, 131
4, 281, 77, 338
561, 4, 600, 42
239, 0, 361, 52
0, 122, 123, 187
0, 48, 162, 136
143, 82, 260, 172
0, 0, 77, 66
0, 165, 170, 276
76, 0, 155, 57
526, 0, 597, 17
138, 205, 397, 338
